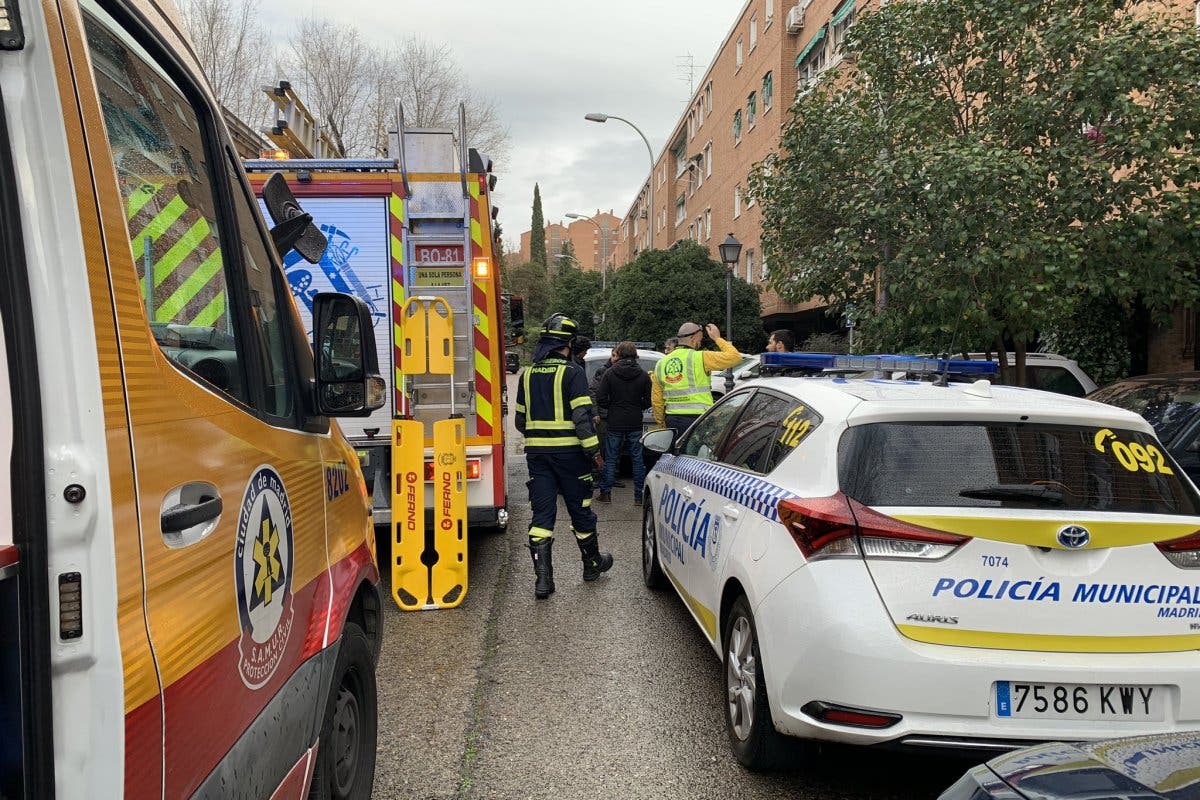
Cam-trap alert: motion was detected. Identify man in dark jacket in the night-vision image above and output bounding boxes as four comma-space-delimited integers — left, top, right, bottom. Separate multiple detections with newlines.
596, 341, 652, 505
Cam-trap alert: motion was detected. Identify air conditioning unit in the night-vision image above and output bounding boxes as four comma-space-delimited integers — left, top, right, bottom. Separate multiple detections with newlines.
786, 2, 808, 34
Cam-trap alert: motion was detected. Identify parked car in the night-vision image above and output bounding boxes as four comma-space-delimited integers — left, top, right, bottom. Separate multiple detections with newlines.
640, 353, 1200, 770
1089, 372, 1200, 484
940, 731, 1200, 799
584, 346, 663, 433
908, 352, 1098, 396
711, 354, 761, 398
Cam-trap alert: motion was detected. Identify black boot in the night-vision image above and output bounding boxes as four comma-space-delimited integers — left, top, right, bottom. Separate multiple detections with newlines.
577, 532, 613, 581
529, 536, 555, 599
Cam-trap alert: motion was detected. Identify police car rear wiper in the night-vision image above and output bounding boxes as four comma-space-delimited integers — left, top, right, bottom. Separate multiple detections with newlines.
959, 484, 1065, 504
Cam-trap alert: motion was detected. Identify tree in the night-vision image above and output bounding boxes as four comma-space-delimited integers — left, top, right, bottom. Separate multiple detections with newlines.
281, 17, 375, 156
504, 261, 552, 331
604, 242, 763, 351
179, 0, 273, 126
530, 184, 547, 267
751, 0, 1200, 384
556, 239, 577, 270
549, 263, 602, 337
361, 37, 509, 159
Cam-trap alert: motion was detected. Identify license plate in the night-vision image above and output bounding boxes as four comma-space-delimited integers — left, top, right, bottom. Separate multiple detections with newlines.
994, 681, 1164, 722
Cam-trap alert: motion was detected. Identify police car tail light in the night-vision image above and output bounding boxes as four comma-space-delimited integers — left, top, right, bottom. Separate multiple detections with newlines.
849, 500, 970, 561
1156, 530, 1200, 569
778, 495, 860, 561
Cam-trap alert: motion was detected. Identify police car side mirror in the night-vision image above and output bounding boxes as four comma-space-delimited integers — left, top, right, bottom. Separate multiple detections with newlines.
262, 172, 328, 264
313, 292, 385, 416
642, 428, 676, 455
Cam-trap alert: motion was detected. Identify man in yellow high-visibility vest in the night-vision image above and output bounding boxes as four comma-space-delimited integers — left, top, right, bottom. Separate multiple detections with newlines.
652, 321, 742, 439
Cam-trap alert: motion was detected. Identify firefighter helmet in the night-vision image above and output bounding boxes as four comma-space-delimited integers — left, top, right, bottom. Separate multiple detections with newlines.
539, 313, 579, 343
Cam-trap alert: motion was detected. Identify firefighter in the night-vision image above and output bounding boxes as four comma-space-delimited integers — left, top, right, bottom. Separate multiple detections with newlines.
515, 314, 613, 599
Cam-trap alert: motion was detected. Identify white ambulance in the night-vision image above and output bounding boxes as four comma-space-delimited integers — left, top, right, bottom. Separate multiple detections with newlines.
1, 0, 386, 796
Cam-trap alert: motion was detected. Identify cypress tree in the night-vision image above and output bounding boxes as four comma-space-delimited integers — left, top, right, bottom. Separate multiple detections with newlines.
530, 183, 547, 266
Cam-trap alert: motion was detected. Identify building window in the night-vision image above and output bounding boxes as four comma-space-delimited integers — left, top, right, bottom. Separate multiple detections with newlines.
705, 81, 713, 113
704, 208, 712, 240
687, 111, 695, 140
704, 141, 713, 176
765, 0, 774, 26
734, 185, 742, 218
747, 91, 757, 127
736, 37, 744, 68
763, 71, 774, 111
672, 136, 688, 178
830, 0, 856, 55
750, 15, 758, 50
745, 249, 755, 283
760, 250, 769, 281
675, 194, 686, 225
696, 100, 705, 129
688, 165, 698, 195
733, 109, 743, 143
796, 26, 829, 90
687, 223, 695, 241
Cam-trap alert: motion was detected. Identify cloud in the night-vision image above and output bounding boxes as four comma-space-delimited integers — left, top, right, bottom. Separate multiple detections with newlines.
256, 0, 732, 236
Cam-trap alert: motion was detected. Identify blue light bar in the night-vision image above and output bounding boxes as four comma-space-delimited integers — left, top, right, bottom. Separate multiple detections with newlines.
760, 352, 999, 376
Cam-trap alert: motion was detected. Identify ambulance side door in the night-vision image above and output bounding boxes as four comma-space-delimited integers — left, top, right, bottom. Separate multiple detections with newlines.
66, 2, 328, 795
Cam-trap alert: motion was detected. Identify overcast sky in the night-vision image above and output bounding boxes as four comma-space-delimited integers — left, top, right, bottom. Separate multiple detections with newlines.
259, 0, 736, 252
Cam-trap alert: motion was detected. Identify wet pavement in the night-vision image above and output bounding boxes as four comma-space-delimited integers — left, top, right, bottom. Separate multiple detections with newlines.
372, 375, 975, 800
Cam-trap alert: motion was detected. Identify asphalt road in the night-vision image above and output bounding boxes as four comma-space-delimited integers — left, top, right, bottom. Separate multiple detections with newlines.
372, 375, 977, 800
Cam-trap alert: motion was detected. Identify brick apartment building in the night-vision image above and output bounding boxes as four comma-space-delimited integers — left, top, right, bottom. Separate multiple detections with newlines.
615, 0, 1200, 370
516, 211, 622, 274
616, 0, 870, 342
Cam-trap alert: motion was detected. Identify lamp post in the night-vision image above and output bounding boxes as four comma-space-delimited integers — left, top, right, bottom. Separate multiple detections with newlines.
718, 234, 742, 395
565, 212, 608, 291
585, 112, 655, 251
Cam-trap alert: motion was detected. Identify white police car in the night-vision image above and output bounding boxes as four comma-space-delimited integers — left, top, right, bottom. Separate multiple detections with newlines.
640, 353, 1200, 770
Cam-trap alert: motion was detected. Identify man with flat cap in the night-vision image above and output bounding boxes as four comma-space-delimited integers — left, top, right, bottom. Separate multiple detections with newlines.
652, 322, 742, 439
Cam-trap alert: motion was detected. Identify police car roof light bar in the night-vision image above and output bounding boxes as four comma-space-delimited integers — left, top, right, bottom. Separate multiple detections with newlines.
760, 352, 999, 376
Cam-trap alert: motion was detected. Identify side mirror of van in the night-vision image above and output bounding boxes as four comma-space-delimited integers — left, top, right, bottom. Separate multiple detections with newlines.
313, 292, 386, 416
261, 172, 328, 264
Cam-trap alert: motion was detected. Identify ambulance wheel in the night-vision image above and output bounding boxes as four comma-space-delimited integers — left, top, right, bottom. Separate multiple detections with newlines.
723, 595, 788, 771
642, 503, 667, 590
311, 622, 377, 800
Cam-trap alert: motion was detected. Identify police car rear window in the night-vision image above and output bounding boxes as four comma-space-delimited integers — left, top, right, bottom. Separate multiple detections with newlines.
838, 422, 1200, 515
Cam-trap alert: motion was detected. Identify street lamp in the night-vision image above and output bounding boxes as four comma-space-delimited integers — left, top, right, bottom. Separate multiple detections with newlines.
585, 112, 655, 251
718, 234, 742, 395
718, 233, 742, 339
565, 212, 609, 291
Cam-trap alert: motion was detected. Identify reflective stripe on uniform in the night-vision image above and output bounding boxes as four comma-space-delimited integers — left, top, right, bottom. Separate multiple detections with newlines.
525, 436, 582, 447
529, 526, 554, 540
570, 395, 591, 409
525, 420, 575, 430
580, 436, 598, 449
582, 498, 592, 508
552, 365, 565, 420
573, 529, 594, 539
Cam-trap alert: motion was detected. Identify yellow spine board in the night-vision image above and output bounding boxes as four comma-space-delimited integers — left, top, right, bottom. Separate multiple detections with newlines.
426, 298, 454, 375
431, 417, 468, 608
390, 419, 427, 610
399, 298, 427, 375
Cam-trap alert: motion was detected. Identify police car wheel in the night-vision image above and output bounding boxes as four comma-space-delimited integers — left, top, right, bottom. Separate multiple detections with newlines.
642, 502, 667, 590
310, 622, 378, 800
723, 596, 788, 771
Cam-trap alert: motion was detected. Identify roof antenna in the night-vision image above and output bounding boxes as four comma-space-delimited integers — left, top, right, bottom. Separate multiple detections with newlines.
935, 294, 972, 388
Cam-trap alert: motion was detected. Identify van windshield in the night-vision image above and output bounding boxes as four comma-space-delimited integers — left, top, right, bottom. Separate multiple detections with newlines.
838, 421, 1200, 515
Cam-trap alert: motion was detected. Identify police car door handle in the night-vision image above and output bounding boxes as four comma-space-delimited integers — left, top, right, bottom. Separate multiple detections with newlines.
722, 504, 741, 521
